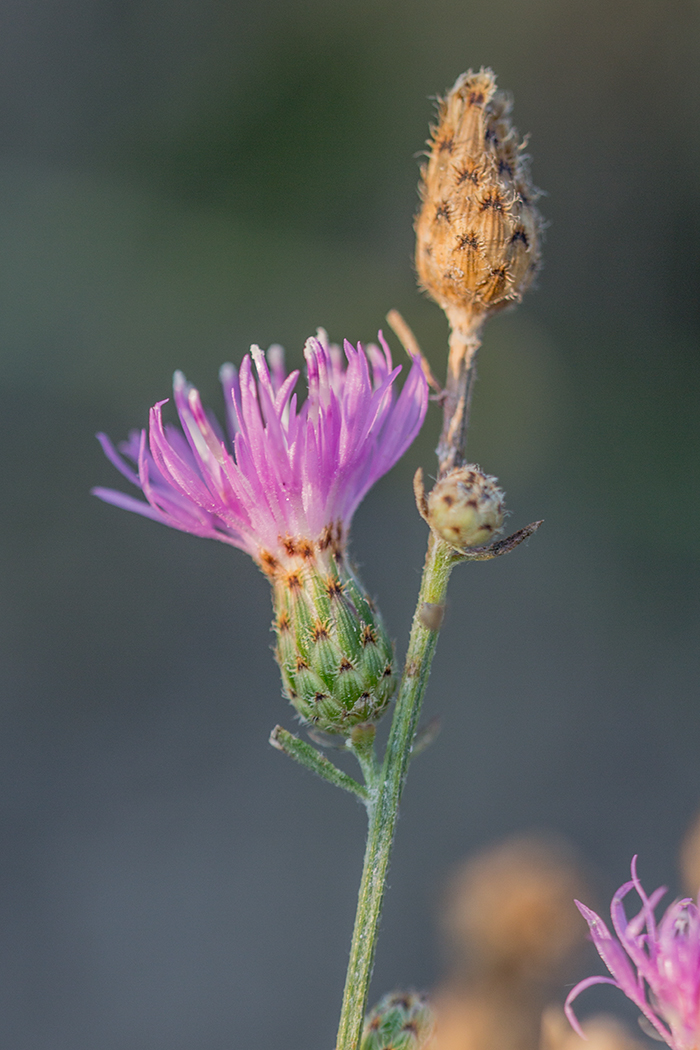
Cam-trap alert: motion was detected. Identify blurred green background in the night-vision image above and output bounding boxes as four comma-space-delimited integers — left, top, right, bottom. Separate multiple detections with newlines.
0, 0, 698, 1047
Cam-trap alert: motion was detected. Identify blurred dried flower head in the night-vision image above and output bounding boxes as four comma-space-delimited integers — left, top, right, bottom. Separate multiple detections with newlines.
679, 809, 700, 896
441, 835, 588, 984
415, 68, 543, 336
428, 987, 541, 1050
541, 1008, 648, 1050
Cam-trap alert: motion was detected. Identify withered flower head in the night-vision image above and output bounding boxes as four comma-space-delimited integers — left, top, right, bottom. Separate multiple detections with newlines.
415, 68, 543, 335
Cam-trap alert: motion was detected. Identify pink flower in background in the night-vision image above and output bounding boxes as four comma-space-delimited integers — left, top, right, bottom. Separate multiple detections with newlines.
93, 331, 428, 571
566, 857, 700, 1050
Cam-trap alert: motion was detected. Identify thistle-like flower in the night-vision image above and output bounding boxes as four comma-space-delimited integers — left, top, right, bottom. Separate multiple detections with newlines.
566, 857, 700, 1050
94, 331, 428, 733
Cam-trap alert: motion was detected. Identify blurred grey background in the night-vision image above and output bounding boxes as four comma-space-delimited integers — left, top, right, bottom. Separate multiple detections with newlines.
0, 0, 698, 1047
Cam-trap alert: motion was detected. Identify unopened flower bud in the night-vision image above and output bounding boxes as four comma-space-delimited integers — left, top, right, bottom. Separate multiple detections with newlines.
415, 68, 543, 334
427, 466, 504, 549
361, 991, 435, 1050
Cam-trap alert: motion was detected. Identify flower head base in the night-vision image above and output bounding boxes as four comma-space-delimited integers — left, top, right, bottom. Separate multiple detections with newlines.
566, 857, 700, 1050
94, 331, 428, 732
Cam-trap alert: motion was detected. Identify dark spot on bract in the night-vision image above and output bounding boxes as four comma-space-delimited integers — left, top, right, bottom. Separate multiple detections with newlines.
361, 624, 377, 647
480, 191, 503, 211
312, 620, 330, 642
318, 525, 332, 550
457, 232, 480, 251
260, 550, 279, 575
325, 577, 344, 599
455, 165, 479, 187
318, 521, 344, 555
282, 535, 297, 557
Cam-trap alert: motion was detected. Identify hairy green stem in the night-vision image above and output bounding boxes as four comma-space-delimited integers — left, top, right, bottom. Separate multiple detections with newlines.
335, 534, 455, 1050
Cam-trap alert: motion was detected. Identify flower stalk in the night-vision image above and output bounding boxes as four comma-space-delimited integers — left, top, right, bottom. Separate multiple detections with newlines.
437, 324, 482, 476
334, 493, 541, 1050
336, 534, 456, 1050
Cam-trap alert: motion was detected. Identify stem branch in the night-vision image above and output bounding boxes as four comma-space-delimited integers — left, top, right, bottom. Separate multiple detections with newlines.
269, 726, 369, 802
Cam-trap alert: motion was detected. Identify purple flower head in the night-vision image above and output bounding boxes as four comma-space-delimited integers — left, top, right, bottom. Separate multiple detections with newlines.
93, 331, 428, 573
566, 857, 700, 1050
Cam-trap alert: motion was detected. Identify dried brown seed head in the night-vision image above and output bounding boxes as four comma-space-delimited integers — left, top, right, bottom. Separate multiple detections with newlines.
415, 69, 543, 335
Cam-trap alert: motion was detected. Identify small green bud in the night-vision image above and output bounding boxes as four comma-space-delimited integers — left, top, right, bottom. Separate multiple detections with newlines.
427, 466, 504, 549
269, 536, 396, 734
361, 992, 435, 1050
